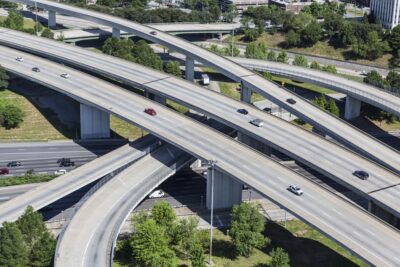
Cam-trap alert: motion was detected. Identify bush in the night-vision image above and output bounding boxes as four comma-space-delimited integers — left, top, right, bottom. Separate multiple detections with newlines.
322, 64, 337, 74
293, 55, 308, 67
1, 104, 25, 129
310, 61, 321, 70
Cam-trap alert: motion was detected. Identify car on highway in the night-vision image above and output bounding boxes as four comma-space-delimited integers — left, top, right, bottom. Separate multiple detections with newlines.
237, 108, 249, 115
149, 189, 164, 198
144, 108, 157, 116
32, 67, 40, 72
54, 169, 68, 175
16, 56, 24, 62
0, 168, 9, 175
286, 98, 296, 105
201, 170, 208, 176
288, 185, 303, 195
60, 73, 70, 78
353, 170, 369, 180
250, 118, 264, 127
7, 161, 21, 167
58, 158, 75, 167
150, 31, 157, 35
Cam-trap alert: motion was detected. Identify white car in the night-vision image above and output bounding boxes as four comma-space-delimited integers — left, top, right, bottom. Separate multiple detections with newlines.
149, 189, 164, 199
201, 170, 208, 176
54, 169, 67, 175
288, 185, 303, 196
60, 73, 70, 78
16, 57, 24, 62
250, 119, 264, 127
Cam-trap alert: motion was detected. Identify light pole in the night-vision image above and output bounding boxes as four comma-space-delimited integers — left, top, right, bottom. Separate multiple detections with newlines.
206, 159, 217, 266
35, 0, 38, 36
231, 29, 235, 57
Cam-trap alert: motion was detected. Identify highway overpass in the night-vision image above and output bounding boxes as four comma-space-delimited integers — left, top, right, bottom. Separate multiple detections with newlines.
0, 136, 160, 223
55, 144, 193, 267
1, 29, 399, 223
5, 0, 400, 173
231, 57, 400, 119
0, 45, 399, 266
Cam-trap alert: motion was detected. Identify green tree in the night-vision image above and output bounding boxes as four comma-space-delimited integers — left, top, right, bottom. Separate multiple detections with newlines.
293, 55, 308, 67
0, 65, 9, 89
285, 30, 301, 47
3, 9, 24, 30
41, 28, 54, 39
277, 51, 288, 63
301, 20, 322, 46
310, 61, 321, 70
267, 50, 277, 61
322, 64, 337, 74
132, 40, 163, 70
245, 42, 267, 59
270, 247, 290, 267
223, 44, 240, 57
386, 70, 400, 90
230, 202, 267, 257
263, 71, 273, 80
190, 240, 206, 267
170, 217, 198, 249
244, 28, 260, 42
364, 70, 386, 88
16, 206, 56, 267
352, 31, 390, 60
313, 94, 328, 109
389, 25, 400, 51
0, 222, 28, 267
151, 201, 176, 228
165, 61, 181, 77
1, 104, 25, 129
327, 98, 340, 117
130, 219, 177, 267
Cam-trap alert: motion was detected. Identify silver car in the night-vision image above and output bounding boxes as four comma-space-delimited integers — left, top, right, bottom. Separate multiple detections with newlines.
250, 119, 264, 127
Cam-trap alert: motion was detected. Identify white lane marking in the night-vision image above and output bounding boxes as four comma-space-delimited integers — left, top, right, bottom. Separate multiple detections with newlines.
364, 229, 376, 237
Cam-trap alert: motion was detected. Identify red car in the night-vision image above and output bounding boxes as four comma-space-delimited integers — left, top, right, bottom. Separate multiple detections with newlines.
0, 168, 9, 175
144, 108, 157, 116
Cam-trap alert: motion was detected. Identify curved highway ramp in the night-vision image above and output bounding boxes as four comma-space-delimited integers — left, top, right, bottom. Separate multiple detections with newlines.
0, 31, 399, 219
0, 45, 398, 266
4, 0, 400, 172
55, 144, 193, 267
0, 136, 160, 224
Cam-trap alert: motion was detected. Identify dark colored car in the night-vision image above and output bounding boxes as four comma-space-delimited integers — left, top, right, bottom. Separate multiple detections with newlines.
7, 161, 21, 167
286, 98, 296, 105
144, 108, 157, 116
353, 170, 369, 180
0, 168, 9, 175
32, 67, 40, 72
237, 108, 248, 115
150, 31, 157, 35
58, 158, 75, 167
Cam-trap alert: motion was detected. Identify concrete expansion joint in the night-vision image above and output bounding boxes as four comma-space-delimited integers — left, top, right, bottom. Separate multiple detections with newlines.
367, 183, 400, 195
142, 76, 171, 85
239, 74, 257, 78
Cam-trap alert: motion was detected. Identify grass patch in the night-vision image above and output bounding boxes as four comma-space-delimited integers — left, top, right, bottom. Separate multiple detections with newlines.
337, 74, 364, 83
0, 173, 57, 187
0, 89, 71, 140
110, 115, 145, 140
267, 220, 367, 267
219, 82, 240, 101
167, 99, 189, 114
271, 76, 336, 94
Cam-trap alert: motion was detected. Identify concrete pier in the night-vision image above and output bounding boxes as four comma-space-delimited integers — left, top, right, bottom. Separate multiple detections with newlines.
80, 104, 110, 139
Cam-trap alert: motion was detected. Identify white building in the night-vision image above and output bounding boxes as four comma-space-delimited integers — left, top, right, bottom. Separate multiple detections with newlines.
370, 0, 400, 29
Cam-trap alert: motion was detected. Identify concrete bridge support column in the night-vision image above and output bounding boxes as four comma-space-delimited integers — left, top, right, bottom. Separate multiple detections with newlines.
48, 10, 56, 28
145, 91, 167, 105
80, 103, 110, 139
344, 96, 361, 120
206, 169, 242, 210
240, 82, 252, 103
238, 132, 271, 156
112, 27, 120, 39
185, 56, 194, 81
